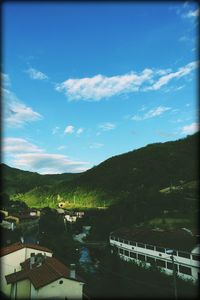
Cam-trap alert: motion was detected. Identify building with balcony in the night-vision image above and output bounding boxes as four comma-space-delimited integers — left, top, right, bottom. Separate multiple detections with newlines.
109, 227, 200, 282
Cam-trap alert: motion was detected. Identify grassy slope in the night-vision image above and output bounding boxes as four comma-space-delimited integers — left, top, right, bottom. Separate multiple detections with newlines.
10, 133, 199, 210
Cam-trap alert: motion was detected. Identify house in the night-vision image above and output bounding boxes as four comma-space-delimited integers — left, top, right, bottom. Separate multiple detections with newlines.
75, 212, 85, 218
5, 254, 84, 299
109, 227, 200, 282
65, 214, 77, 223
0, 243, 84, 299
0, 242, 53, 297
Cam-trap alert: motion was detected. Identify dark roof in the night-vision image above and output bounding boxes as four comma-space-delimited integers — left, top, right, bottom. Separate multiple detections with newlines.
0, 242, 52, 257
6, 256, 84, 289
111, 227, 198, 252
11, 213, 39, 220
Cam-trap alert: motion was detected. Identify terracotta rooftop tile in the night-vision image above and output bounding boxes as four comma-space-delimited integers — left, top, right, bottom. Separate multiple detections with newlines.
6, 256, 84, 289
0, 242, 52, 257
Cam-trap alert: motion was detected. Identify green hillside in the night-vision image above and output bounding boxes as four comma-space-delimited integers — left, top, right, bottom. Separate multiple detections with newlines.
1, 163, 81, 195
6, 133, 198, 212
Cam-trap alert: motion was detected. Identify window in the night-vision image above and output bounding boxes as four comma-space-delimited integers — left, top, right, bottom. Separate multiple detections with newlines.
178, 251, 190, 259
138, 254, 146, 261
138, 243, 145, 248
110, 236, 115, 240
156, 259, 166, 268
119, 248, 123, 255
156, 246, 165, 253
167, 262, 178, 271
192, 254, 200, 261
119, 239, 124, 243
179, 265, 192, 275
130, 241, 136, 246
59, 280, 63, 284
124, 250, 129, 257
146, 244, 154, 250
124, 240, 129, 244
130, 252, 137, 258
146, 256, 156, 265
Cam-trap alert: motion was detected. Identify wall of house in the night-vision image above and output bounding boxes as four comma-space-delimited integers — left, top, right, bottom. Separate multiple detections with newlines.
16, 279, 31, 299
0, 247, 52, 297
110, 237, 200, 282
37, 278, 84, 299
0, 248, 26, 296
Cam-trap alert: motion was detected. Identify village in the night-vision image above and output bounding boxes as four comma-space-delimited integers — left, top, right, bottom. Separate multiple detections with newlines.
0, 200, 199, 299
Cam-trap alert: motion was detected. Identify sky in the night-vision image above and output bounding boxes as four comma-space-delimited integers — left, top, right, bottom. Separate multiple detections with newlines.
2, 1, 199, 174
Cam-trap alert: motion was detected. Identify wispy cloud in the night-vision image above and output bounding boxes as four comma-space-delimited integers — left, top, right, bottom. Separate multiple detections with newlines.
52, 126, 60, 135
147, 61, 198, 91
89, 143, 104, 149
64, 125, 74, 134
132, 106, 171, 121
55, 69, 153, 101
3, 88, 43, 127
26, 67, 48, 80
183, 8, 199, 18
98, 122, 116, 131
156, 131, 176, 138
12, 152, 90, 174
181, 122, 199, 135
1, 73, 11, 87
76, 128, 84, 135
55, 61, 198, 100
3, 137, 44, 153
3, 137, 90, 174
57, 145, 67, 151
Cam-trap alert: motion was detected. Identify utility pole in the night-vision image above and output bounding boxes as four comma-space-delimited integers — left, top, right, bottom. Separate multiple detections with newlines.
171, 254, 178, 300
166, 249, 178, 300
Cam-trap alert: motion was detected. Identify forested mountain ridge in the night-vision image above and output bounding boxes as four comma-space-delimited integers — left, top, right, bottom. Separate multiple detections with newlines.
1, 163, 81, 195
2, 133, 198, 210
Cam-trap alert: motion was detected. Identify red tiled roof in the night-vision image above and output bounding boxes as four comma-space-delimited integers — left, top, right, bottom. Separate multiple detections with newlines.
0, 242, 52, 257
6, 256, 84, 289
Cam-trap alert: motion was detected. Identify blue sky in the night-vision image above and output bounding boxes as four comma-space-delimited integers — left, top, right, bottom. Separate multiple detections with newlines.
2, 2, 199, 174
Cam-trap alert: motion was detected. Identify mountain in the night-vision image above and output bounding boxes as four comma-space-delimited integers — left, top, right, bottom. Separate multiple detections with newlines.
3, 133, 198, 210
1, 163, 81, 195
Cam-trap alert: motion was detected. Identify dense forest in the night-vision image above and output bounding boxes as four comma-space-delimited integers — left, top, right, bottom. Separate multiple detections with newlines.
2, 132, 198, 208
1, 132, 199, 239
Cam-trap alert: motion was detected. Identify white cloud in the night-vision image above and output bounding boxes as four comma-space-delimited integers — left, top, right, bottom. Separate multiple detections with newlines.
183, 8, 199, 18
57, 145, 66, 150
132, 106, 171, 121
52, 126, 60, 135
3, 138, 90, 174
64, 125, 74, 134
26, 68, 48, 80
55, 61, 198, 100
179, 36, 189, 42
12, 152, 90, 174
55, 69, 153, 101
76, 128, 84, 135
89, 143, 104, 149
149, 61, 198, 91
1, 73, 11, 87
98, 122, 116, 131
3, 88, 43, 127
181, 122, 199, 135
3, 137, 44, 153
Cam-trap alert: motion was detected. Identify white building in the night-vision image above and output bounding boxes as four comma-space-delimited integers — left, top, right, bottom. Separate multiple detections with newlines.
0, 243, 84, 299
109, 227, 200, 282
